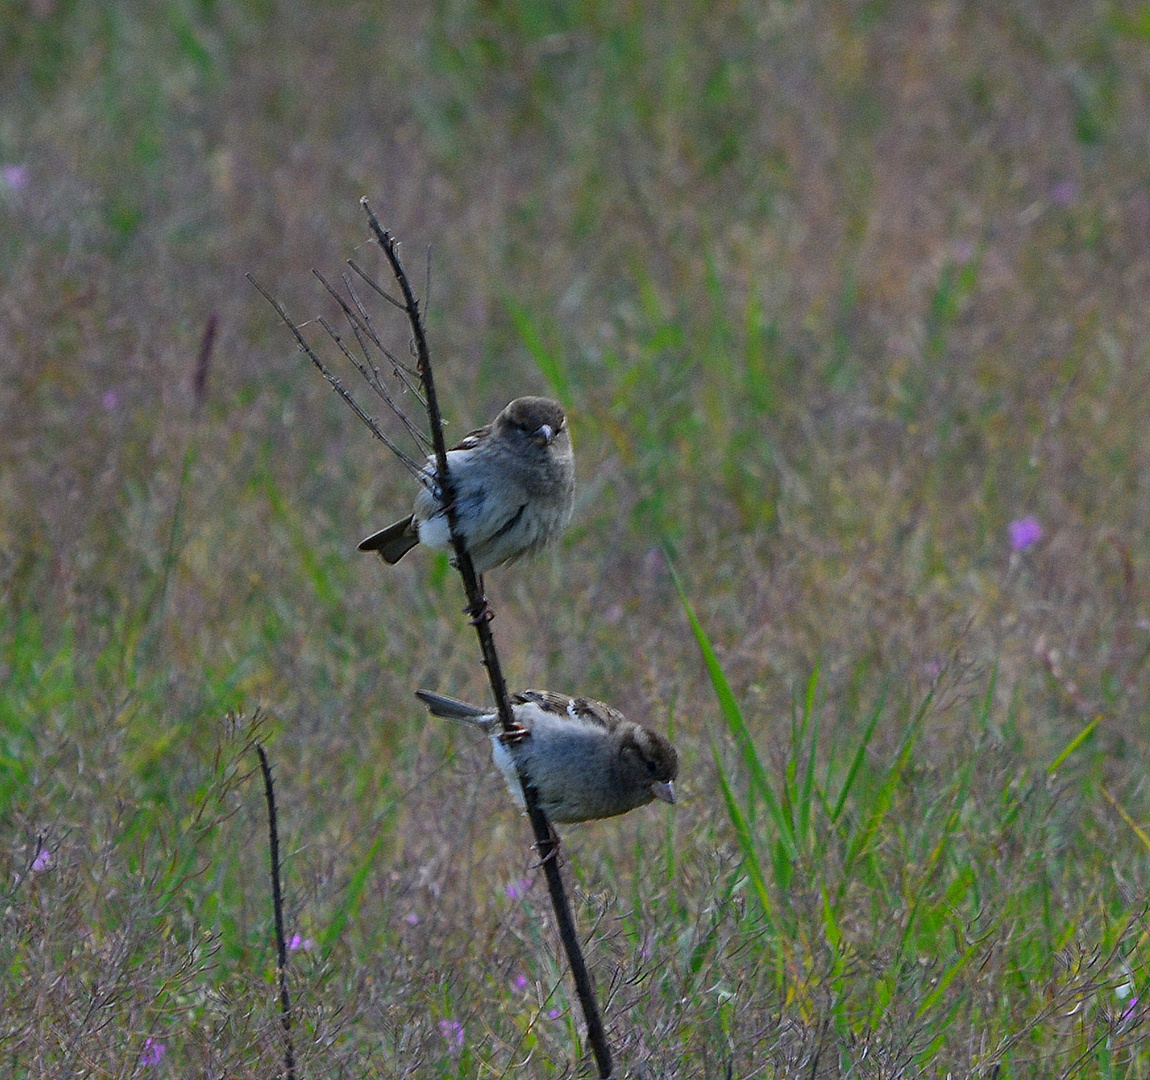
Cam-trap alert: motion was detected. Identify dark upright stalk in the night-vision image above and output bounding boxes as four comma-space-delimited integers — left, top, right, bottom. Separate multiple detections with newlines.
256, 745, 298, 1080
362, 201, 614, 1079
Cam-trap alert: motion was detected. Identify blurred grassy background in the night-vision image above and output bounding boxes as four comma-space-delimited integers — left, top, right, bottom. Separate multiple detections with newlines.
3, 1, 1150, 1076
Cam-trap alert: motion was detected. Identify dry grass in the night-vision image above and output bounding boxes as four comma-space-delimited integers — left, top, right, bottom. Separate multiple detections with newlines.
3, 1, 1150, 1076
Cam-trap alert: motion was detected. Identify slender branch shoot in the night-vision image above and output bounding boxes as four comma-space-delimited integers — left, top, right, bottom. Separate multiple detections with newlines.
252, 207, 617, 1079
360, 202, 615, 1079
246, 272, 425, 482
256, 743, 297, 1080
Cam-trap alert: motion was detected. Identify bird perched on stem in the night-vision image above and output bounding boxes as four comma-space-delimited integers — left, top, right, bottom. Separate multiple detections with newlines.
359, 396, 575, 575
415, 688, 678, 824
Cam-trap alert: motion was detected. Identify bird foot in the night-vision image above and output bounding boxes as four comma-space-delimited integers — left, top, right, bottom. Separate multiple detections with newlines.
466, 597, 494, 624
531, 829, 562, 868
497, 722, 531, 745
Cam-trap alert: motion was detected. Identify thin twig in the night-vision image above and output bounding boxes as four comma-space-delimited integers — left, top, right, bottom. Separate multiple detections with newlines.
346, 259, 427, 400
256, 744, 297, 1080
245, 273, 425, 482
345, 258, 406, 312
252, 212, 616, 1078
312, 268, 432, 453
192, 312, 218, 413
360, 199, 614, 1079
315, 317, 427, 482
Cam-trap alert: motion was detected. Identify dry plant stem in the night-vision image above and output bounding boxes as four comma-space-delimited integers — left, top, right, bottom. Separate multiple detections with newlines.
245, 273, 423, 479
361, 200, 614, 1079
256, 744, 298, 1080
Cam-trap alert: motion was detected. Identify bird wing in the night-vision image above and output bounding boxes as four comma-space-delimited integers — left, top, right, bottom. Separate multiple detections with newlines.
513, 690, 617, 731
448, 424, 492, 453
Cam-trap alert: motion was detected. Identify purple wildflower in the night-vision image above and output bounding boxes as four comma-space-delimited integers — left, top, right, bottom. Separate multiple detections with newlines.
31, 849, 52, 874
140, 1038, 166, 1067
950, 239, 975, 264
505, 877, 531, 900
3, 164, 28, 190
1008, 516, 1043, 551
288, 934, 313, 952
1049, 180, 1077, 207
438, 1019, 465, 1048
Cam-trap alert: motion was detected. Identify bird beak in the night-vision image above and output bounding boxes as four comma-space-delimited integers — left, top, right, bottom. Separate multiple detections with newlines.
533, 423, 555, 446
650, 780, 675, 805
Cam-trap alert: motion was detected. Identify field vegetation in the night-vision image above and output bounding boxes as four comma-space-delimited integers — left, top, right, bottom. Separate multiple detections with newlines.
3, 2, 1150, 1076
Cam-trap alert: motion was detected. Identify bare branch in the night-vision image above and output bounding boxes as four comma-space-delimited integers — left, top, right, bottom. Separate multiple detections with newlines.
360, 201, 615, 1079
246, 273, 425, 482
312, 268, 432, 454
251, 206, 616, 1077
256, 743, 297, 1080
347, 259, 427, 401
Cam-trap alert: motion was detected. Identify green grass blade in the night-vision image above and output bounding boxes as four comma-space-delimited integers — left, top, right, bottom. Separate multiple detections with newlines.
1047, 717, 1100, 773
321, 830, 389, 952
1102, 786, 1150, 854
829, 685, 886, 824
261, 467, 341, 610
895, 805, 961, 961
667, 554, 797, 861
504, 295, 573, 407
713, 741, 776, 932
916, 952, 970, 1021
838, 691, 929, 898
796, 663, 821, 851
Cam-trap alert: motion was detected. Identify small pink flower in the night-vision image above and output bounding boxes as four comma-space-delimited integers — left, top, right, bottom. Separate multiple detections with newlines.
438, 1019, 465, 1048
288, 934, 313, 952
404, 912, 420, 926
1008, 516, 1043, 551
31, 848, 52, 874
513, 974, 529, 991
950, 239, 975, 264
140, 1038, 166, 1067
1049, 180, 1077, 207
3, 164, 28, 190
505, 877, 531, 900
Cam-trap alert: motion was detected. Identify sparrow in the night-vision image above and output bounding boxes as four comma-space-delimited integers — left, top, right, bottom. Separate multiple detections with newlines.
415, 688, 678, 824
359, 397, 575, 575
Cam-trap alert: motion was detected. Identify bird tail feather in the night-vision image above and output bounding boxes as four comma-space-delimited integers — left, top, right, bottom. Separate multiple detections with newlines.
358, 515, 419, 564
415, 689, 490, 722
